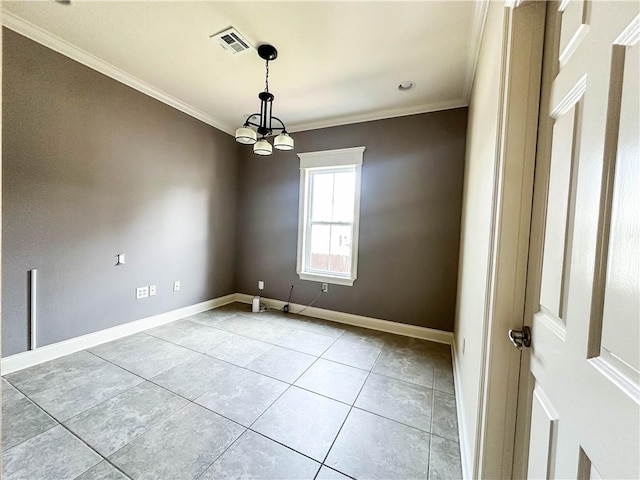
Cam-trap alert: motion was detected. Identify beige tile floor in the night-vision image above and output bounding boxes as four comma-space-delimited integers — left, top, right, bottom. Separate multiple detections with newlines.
1, 302, 462, 480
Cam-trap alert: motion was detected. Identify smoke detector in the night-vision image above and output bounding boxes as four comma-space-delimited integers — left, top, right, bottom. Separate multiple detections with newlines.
211, 27, 253, 55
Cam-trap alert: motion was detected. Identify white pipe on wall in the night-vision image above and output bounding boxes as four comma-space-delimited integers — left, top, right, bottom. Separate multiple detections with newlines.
30, 269, 37, 350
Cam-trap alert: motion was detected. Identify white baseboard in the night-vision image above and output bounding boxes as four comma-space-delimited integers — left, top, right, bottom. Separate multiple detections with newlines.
237, 293, 453, 345
452, 339, 472, 479
1, 294, 237, 374
1, 292, 453, 374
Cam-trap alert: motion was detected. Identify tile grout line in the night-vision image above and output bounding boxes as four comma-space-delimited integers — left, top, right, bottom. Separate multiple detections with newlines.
218, 316, 346, 429
85, 343, 458, 479
192, 426, 250, 480
84, 335, 297, 396
81, 332, 334, 429
94, 399, 203, 477
246, 429, 327, 468
143, 317, 342, 368
248, 308, 347, 339
3, 305, 458, 479
66, 351, 251, 478
140, 311, 343, 478
245, 349, 326, 431
99, 330, 444, 470
292, 374, 442, 435
428, 376, 437, 480
39, 355, 202, 480
430, 431, 461, 443
7, 307, 397, 399
4, 364, 147, 464
212, 337, 342, 475
7, 336, 363, 435
182, 309, 344, 343
205, 310, 456, 478
64, 425, 135, 480
1, 386, 60, 453
191, 337, 335, 479
315, 342, 387, 476
2, 351, 120, 403
78, 351, 256, 434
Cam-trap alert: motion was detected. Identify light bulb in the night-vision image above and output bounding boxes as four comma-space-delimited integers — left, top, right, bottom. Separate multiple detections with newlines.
235, 127, 257, 145
274, 132, 294, 151
253, 139, 273, 156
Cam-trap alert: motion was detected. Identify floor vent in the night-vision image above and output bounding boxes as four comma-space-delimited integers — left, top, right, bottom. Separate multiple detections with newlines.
211, 27, 253, 55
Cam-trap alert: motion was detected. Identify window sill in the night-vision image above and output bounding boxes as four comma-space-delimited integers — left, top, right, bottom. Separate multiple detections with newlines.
297, 272, 355, 286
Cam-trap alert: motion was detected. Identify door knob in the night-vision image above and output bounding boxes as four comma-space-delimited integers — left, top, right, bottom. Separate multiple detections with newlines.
508, 326, 531, 350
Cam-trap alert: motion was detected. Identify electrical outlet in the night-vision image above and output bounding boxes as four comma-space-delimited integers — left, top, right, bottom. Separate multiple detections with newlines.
173, 281, 181, 292
149, 285, 157, 296
136, 286, 149, 299
258, 280, 264, 290
321, 283, 328, 293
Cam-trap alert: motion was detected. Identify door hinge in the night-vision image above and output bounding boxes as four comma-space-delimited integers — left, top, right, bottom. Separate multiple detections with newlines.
508, 325, 531, 350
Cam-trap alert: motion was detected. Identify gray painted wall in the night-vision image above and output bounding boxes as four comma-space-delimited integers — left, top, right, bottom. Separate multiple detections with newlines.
2, 30, 238, 356
2, 29, 467, 358
235, 110, 467, 331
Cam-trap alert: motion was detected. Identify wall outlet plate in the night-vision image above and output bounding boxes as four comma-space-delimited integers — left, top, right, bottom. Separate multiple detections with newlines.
173, 281, 180, 292
136, 286, 149, 299
258, 280, 264, 290
149, 285, 157, 296
321, 283, 328, 293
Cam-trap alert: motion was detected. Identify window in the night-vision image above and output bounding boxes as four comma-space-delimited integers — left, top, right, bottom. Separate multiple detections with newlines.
297, 146, 365, 286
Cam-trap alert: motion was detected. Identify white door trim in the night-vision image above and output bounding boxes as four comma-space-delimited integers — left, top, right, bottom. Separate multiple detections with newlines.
470, 2, 546, 478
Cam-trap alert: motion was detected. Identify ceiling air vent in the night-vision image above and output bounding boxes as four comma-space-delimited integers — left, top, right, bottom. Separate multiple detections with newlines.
211, 27, 253, 55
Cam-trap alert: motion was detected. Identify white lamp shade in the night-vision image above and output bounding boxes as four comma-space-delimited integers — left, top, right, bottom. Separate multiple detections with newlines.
235, 127, 257, 145
274, 132, 294, 150
253, 139, 273, 156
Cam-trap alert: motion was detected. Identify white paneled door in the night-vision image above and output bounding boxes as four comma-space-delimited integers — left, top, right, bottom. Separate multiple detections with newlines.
516, 1, 639, 479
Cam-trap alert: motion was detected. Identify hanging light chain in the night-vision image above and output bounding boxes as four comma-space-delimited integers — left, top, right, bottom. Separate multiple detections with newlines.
264, 60, 270, 93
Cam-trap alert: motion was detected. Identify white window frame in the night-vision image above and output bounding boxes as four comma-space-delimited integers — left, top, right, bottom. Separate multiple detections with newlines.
296, 146, 365, 286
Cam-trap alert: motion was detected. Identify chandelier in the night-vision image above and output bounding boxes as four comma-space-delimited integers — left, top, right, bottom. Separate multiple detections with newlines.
235, 44, 294, 155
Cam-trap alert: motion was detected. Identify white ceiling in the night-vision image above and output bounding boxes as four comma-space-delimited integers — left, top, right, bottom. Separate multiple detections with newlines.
2, 1, 486, 135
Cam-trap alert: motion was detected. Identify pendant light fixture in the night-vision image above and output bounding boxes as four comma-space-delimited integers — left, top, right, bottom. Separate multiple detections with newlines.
235, 44, 294, 155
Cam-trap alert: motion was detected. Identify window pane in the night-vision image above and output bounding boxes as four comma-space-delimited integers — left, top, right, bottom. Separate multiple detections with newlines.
329, 225, 352, 275
308, 224, 330, 271
297, 148, 364, 284
332, 171, 355, 223
310, 172, 333, 222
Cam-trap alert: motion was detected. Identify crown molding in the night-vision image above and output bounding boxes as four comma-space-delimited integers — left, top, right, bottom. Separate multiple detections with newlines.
1, 10, 235, 135
3, 8, 472, 137
463, 0, 491, 101
288, 98, 468, 133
